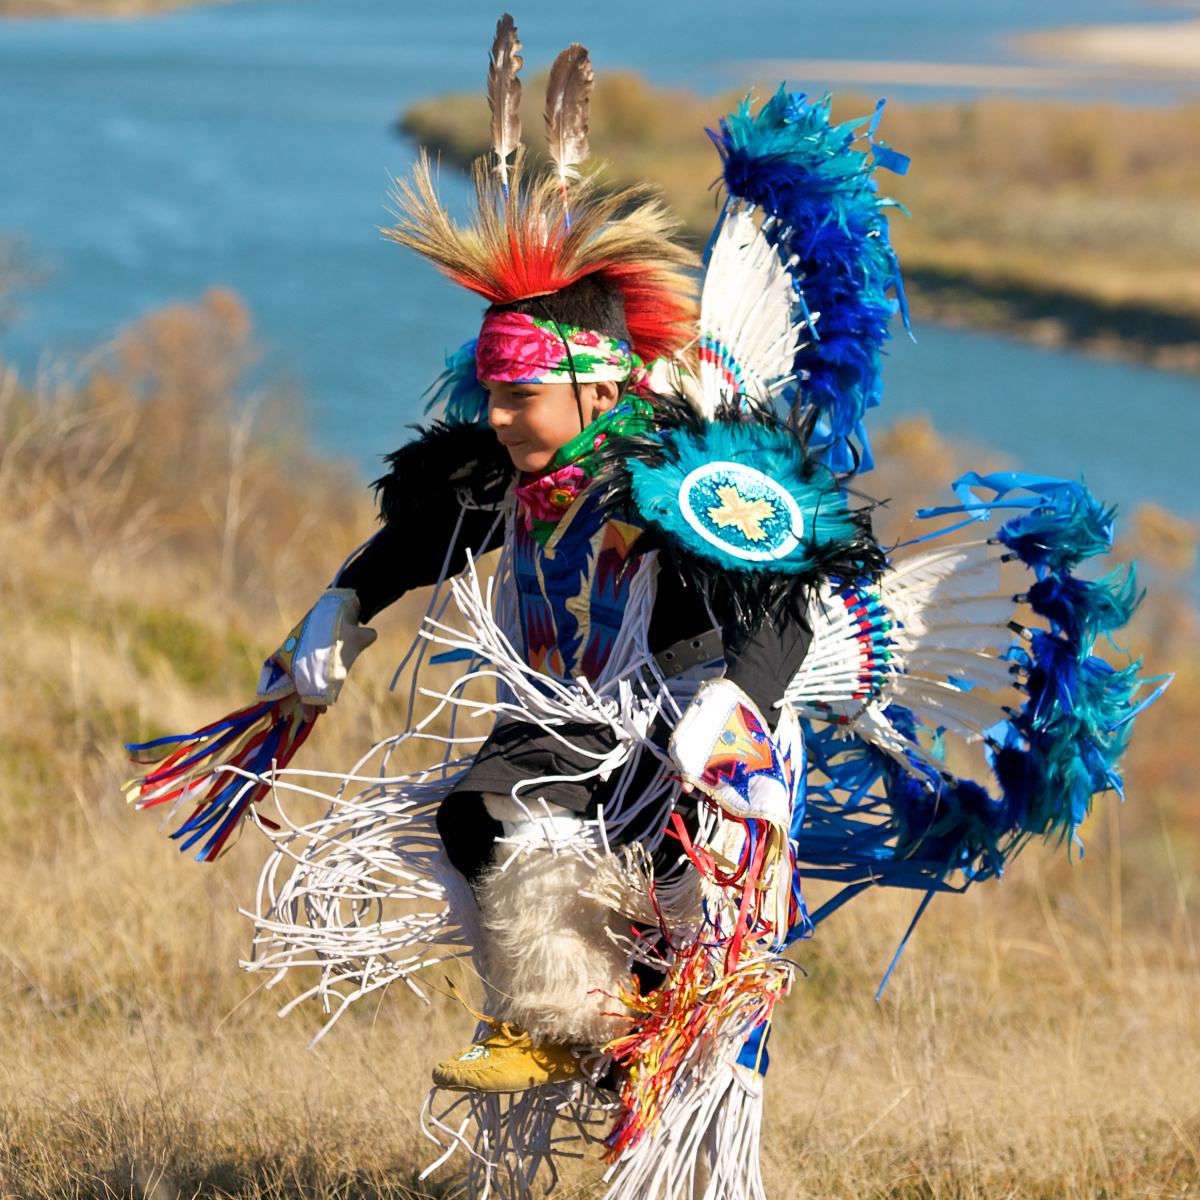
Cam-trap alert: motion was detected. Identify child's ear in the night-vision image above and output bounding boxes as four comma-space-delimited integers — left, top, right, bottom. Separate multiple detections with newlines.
592, 379, 621, 413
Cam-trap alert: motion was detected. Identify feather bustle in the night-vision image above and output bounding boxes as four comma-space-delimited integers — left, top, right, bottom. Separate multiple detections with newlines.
699, 205, 802, 418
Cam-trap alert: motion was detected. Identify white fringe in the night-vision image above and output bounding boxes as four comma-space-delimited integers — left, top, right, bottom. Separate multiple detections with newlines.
231, 514, 772, 1196
241, 759, 474, 1046
420, 1077, 620, 1200
602, 1062, 766, 1200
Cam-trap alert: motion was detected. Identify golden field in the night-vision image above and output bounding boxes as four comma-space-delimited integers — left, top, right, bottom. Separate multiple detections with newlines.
1, 288, 1198, 1197
402, 75, 1200, 370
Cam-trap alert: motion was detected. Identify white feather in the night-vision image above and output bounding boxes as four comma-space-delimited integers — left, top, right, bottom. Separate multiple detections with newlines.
851, 705, 938, 767
898, 619, 1015, 653
698, 206, 806, 418
892, 597, 1019, 645
886, 676, 1012, 741
885, 544, 1003, 615
905, 649, 1022, 691
786, 539, 1034, 769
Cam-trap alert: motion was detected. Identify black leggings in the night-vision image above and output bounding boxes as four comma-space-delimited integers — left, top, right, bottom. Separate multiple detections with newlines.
435, 791, 504, 891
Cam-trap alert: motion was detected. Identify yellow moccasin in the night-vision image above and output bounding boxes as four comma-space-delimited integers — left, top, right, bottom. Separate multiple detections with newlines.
431, 1022, 583, 1093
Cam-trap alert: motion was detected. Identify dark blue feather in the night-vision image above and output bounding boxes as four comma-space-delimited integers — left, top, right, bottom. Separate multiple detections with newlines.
1027, 565, 1142, 645
997, 488, 1115, 572
710, 87, 908, 472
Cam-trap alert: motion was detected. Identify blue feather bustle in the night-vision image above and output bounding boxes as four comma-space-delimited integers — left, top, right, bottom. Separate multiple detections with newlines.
793, 475, 1166, 936
710, 87, 910, 474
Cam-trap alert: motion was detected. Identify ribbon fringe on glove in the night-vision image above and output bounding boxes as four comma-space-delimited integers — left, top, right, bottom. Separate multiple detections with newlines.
125, 696, 318, 862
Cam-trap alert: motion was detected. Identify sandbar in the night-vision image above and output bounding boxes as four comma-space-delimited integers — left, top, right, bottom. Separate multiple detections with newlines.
1019, 19, 1200, 71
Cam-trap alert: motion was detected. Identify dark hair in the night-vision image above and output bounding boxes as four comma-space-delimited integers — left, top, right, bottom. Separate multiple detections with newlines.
487, 273, 631, 346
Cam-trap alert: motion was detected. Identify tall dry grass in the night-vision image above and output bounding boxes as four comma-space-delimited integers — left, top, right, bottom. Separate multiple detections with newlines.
0, 288, 454, 1197
1, 295, 1198, 1197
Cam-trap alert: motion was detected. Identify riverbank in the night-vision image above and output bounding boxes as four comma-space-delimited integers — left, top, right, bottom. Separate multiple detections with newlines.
0, 0, 239, 16
401, 76, 1200, 372
1020, 18, 1200, 72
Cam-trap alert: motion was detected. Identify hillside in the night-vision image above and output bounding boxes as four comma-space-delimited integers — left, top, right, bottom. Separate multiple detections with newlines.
2, 289, 1199, 1195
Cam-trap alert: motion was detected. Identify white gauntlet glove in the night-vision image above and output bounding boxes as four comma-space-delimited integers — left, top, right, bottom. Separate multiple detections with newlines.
256, 588, 378, 707
668, 678, 806, 955
668, 677, 801, 827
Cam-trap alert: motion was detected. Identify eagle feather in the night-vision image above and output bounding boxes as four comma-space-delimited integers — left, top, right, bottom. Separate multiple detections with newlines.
487, 13, 523, 187
544, 43, 593, 186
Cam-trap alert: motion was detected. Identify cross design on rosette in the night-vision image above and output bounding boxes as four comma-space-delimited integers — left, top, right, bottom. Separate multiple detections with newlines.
707, 484, 775, 543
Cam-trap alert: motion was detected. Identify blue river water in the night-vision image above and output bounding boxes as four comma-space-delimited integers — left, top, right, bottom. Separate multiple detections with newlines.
0, 0, 1197, 532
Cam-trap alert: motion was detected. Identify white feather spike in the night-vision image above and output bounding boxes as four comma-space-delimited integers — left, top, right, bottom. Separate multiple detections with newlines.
905, 649, 1023, 691
698, 206, 804, 418
898, 620, 1016, 653
919, 591, 1018, 618
892, 596, 1019, 643
850, 705, 938, 767
886, 540, 993, 582
884, 543, 1003, 604
888, 556, 998, 614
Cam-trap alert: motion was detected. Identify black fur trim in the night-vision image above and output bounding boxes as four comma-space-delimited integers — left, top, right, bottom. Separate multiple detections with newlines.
373, 422, 515, 529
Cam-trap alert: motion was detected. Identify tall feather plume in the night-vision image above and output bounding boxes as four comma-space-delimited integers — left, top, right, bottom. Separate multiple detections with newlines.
544, 43, 593, 195
386, 151, 699, 363
487, 13, 523, 190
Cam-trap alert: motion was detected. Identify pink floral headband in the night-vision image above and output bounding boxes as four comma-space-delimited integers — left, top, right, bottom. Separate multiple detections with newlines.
474, 311, 634, 384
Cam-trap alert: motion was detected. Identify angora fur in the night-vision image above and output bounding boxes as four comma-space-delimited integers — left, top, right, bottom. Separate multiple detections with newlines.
478, 846, 633, 1046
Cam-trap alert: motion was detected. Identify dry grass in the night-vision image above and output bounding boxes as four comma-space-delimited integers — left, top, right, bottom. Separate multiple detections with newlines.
2, 296, 1199, 1197
0, 289, 470, 1197
866, 97, 1200, 310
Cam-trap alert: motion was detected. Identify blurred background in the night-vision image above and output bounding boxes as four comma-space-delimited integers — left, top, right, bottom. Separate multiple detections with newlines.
2, 0, 1200, 522
2, 2, 1200, 1197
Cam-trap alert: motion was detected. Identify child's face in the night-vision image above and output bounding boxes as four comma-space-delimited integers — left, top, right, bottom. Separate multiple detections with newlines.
485, 379, 619, 474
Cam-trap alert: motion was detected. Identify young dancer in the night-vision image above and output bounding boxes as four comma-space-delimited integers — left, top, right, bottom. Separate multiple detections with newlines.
128, 17, 1159, 1199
